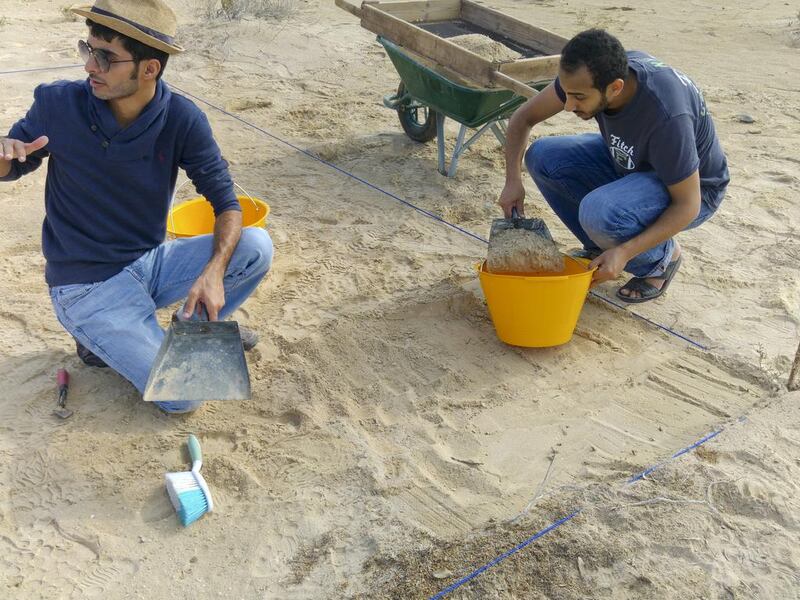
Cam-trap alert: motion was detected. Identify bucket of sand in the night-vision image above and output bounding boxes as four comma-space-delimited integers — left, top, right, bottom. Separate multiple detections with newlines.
167, 181, 269, 238
476, 256, 595, 347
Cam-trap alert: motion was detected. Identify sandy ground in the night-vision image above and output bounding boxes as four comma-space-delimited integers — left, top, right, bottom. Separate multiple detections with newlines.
1, 0, 799, 598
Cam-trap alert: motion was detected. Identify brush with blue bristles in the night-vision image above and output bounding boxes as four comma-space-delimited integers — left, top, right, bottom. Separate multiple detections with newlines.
165, 434, 214, 526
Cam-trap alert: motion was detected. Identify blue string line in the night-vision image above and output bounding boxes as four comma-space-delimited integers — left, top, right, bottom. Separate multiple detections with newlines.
167, 84, 708, 352
0, 64, 82, 76
626, 428, 722, 484
589, 292, 708, 351
429, 425, 723, 599
429, 510, 582, 600
168, 83, 490, 246
0, 62, 708, 350
166, 84, 719, 595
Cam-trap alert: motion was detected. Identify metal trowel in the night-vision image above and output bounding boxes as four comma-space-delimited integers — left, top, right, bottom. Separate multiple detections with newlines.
487, 207, 563, 273
143, 317, 251, 403
489, 207, 554, 244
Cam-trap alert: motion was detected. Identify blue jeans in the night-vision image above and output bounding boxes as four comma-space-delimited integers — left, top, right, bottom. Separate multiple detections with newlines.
49, 228, 273, 414
525, 134, 718, 278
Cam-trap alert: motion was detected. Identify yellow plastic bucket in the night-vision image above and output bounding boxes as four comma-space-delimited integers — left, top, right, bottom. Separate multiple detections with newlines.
167, 182, 269, 238
476, 257, 595, 347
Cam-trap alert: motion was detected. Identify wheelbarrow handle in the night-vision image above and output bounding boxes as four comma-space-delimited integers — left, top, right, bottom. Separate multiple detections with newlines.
335, 0, 362, 18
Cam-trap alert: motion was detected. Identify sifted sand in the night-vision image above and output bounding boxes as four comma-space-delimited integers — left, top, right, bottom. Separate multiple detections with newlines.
486, 227, 565, 273
1, 0, 799, 598
448, 33, 522, 62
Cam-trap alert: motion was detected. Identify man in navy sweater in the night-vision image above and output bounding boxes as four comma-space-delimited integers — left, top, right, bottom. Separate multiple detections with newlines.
0, 0, 273, 413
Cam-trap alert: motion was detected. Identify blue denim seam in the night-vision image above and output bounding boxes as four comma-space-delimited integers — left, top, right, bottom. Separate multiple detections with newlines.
56, 283, 99, 310
124, 262, 146, 285
604, 198, 672, 238
55, 302, 120, 377
53, 281, 147, 387
650, 243, 676, 278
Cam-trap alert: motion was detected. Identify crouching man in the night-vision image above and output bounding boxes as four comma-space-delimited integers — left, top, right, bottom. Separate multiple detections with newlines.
0, 0, 273, 413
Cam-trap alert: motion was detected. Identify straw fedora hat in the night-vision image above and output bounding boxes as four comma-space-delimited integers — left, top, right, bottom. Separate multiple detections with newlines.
71, 0, 184, 54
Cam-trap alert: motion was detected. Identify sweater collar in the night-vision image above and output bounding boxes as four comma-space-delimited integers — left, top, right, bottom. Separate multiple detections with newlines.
86, 79, 172, 159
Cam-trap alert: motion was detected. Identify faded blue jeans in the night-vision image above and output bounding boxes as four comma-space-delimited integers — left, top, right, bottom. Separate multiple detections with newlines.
525, 134, 718, 278
49, 228, 273, 414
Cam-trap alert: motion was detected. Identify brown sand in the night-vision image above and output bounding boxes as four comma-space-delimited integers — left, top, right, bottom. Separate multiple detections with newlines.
486, 227, 565, 273
448, 33, 522, 63
1, 0, 799, 598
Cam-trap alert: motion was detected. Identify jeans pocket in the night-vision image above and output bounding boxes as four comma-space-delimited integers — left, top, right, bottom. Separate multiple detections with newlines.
53, 282, 101, 310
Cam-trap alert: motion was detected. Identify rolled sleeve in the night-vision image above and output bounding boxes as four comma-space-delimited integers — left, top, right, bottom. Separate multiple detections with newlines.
178, 112, 240, 215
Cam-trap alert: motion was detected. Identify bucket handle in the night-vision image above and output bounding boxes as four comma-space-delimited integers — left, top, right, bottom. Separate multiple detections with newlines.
169, 179, 260, 233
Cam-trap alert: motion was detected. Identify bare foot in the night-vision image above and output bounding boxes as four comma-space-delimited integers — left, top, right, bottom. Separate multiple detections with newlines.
618, 245, 682, 300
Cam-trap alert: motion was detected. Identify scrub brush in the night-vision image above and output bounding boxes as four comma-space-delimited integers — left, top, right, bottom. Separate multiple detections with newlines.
165, 434, 214, 526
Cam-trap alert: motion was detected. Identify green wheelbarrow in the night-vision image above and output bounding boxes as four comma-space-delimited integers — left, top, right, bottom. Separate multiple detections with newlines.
379, 37, 551, 177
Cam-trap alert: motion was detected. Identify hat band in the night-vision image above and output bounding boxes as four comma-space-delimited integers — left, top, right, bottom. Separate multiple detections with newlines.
89, 6, 176, 46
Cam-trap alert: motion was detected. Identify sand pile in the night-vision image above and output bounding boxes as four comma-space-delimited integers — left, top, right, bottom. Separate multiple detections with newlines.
449, 33, 521, 62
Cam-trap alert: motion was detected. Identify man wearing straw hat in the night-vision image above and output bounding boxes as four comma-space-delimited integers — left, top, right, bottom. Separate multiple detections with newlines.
0, 0, 273, 413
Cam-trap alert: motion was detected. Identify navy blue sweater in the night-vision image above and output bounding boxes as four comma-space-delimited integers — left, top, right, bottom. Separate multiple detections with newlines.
1, 79, 240, 286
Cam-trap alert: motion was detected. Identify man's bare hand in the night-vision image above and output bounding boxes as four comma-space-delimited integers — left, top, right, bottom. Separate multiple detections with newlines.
183, 270, 226, 321
498, 179, 526, 218
1, 136, 49, 163
588, 246, 631, 286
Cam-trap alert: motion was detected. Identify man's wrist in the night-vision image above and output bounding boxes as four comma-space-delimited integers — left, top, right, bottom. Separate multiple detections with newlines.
202, 260, 226, 278
618, 239, 641, 260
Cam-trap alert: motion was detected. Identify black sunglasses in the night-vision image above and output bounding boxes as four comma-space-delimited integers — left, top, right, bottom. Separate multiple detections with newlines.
78, 39, 136, 73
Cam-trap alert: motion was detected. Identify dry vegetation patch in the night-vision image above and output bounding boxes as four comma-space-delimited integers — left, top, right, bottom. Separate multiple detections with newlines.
198, 0, 299, 21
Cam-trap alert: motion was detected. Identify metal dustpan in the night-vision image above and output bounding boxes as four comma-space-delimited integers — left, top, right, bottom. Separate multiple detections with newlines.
144, 320, 251, 402
489, 207, 554, 243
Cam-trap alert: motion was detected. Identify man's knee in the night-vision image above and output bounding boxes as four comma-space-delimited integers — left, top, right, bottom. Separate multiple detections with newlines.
239, 228, 274, 276
578, 189, 623, 248
524, 136, 583, 181
524, 138, 555, 180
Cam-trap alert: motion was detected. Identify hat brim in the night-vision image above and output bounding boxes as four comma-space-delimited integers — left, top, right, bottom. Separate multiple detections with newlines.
71, 5, 184, 54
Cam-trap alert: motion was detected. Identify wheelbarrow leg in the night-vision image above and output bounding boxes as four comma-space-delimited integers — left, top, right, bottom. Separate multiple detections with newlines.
490, 121, 507, 146
435, 116, 508, 177
446, 124, 468, 178
436, 112, 447, 175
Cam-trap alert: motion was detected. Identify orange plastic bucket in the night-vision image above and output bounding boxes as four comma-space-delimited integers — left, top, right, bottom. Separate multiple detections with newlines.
476, 257, 595, 347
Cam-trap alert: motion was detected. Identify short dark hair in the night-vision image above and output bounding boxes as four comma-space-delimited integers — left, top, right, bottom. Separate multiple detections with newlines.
86, 19, 169, 80
560, 29, 628, 91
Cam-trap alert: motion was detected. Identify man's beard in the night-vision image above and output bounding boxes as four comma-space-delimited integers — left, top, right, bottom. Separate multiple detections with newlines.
90, 65, 139, 100
586, 93, 611, 118
575, 93, 611, 120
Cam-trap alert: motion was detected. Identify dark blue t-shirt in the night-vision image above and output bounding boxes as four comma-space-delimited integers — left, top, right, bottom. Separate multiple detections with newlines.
555, 51, 729, 209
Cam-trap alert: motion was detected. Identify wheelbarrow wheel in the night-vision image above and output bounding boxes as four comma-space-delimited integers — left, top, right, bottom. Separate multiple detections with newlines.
396, 83, 438, 143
